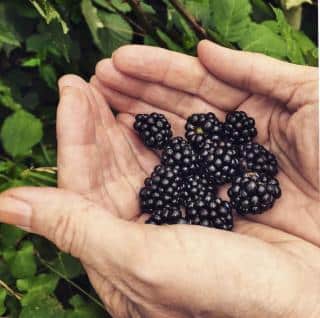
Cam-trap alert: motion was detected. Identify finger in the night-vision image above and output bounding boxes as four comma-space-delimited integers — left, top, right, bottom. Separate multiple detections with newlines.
0, 187, 144, 273
95, 60, 230, 116
90, 76, 186, 136
97, 46, 248, 111
57, 83, 100, 194
197, 40, 318, 111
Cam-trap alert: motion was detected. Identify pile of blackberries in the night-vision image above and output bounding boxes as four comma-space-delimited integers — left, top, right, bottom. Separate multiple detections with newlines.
134, 111, 281, 231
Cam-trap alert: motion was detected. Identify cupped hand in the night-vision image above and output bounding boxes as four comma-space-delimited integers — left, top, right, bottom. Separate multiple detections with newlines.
92, 40, 320, 246
0, 42, 319, 318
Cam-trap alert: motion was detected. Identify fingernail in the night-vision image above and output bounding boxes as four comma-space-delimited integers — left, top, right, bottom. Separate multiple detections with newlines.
0, 196, 32, 229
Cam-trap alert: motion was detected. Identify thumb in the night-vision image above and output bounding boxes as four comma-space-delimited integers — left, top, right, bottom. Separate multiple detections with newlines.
0, 187, 143, 271
197, 40, 317, 110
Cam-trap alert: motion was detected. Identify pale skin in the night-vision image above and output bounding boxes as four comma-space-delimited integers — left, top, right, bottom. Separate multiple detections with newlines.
0, 40, 319, 318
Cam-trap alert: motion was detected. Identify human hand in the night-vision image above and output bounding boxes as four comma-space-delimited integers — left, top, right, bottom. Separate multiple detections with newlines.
0, 43, 319, 318
92, 40, 320, 246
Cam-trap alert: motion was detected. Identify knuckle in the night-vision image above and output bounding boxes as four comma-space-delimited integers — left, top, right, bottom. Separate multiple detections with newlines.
51, 203, 92, 258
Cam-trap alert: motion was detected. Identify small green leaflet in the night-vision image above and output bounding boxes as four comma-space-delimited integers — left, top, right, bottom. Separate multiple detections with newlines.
0, 80, 22, 111
29, 0, 69, 34
0, 110, 43, 157
0, 288, 7, 316
65, 295, 106, 318
211, 0, 252, 42
3, 242, 37, 279
238, 23, 287, 59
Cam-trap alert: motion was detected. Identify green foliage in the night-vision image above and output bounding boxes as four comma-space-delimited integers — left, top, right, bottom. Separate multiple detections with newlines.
0, 0, 317, 317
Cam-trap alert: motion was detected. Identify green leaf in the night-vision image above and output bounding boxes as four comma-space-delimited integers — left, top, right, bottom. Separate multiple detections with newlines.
92, 0, 131, 12
273, 7, 305, 64
81, 0, 132, 56
66, 295, 105, 318
40, 64, 57, 89
211, 0, 252, 42
81, 0, 105, 50
238, 23, 287, 59
0, 224, 26, 249
3, 242, 37, 279
98, 12, 133, 55
183, 0, 211, 28
17, 274, 59, 306
0, 24, 20, 47
29, 0, 69, 34
1, 110, 43, 157
51, 253, 83, 279
21, 57, 41, 68
0, 288, 7, 316
156, 29, 184, 52
19, 295, 65, 318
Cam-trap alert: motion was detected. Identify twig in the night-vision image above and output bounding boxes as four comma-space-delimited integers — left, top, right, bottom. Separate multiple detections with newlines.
0, 280, 22, 300
125, 0, 168, 47
168, 0, 208, 40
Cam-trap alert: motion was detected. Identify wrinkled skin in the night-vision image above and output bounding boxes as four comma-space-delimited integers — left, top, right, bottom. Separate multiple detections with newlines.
0, 41, 319, 318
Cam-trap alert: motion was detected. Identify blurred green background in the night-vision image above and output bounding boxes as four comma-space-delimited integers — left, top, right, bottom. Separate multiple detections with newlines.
0, 0, 318, 317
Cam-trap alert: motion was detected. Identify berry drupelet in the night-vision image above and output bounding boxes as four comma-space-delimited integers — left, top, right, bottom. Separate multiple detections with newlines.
145, 206, 182, 225
161, 137, 199, 176
134, 113, 172, 150
239, 142, 278, 177
186, 194, 233, 230
181, 174, 216, 204
185, 113, 223, 149
139, 165, 182, 213
228, 172, 281, 215
200, 140, 240, 185
224, 111, 257, 144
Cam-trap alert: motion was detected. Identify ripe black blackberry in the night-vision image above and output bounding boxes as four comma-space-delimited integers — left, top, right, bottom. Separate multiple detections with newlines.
181, 174, 216, 204
239, 142, 278, 177
228, 172, 281, 215
139, 165, 182, 213
224, 111, 257, 144
186, 194, 233, 230
161, 137, 199, 176
134, 113, 172, 150
185, 113, 223, 149
145, 206, 182, 225
200, 140, 240, 185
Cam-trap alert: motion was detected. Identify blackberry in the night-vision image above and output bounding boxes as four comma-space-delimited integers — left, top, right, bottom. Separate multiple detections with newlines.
139, 165, 182, 213
239, 142, 278, 177
185, 113, 223, 149
186, 194, 233, 230
134, 113, 172, 150
228, 172, 281, 215
161, 137, 199, 176
224, 111, 257, 144
145, 206, 182, 225
181, 174, 216, 204
200, 140, 240, 185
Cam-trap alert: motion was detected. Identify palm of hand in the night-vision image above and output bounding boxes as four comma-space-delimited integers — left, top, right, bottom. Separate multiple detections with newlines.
57, 42, 319, 317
